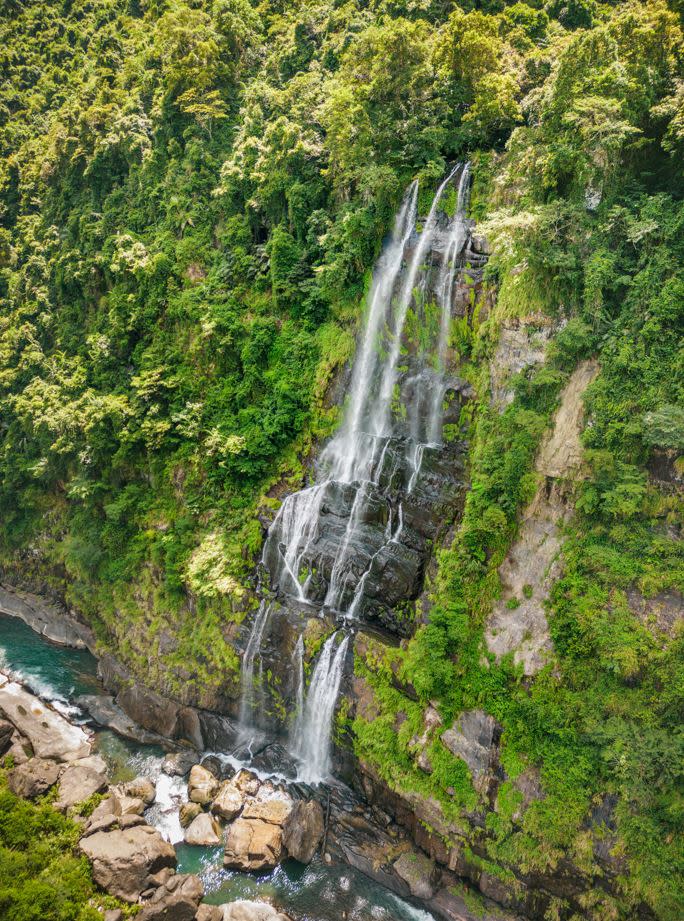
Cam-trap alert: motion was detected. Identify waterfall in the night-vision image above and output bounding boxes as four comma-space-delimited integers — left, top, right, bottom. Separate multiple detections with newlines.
238, 165, 473, 779
292, 634, 305, 720
290, 631, 350, 783
426, 162, 471, 444
237, 599, 272, 733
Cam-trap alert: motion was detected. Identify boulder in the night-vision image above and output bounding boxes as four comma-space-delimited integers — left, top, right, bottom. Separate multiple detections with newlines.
89, 793, 122, 823
136, 873, 203, 921
224, 817, 283, 871
282, 800, 324, 864
0, 719, 14, 755
8, 757, 61, 798
393, 851, 438, 900
79, 824, 177, 902
222, 902, 292, 921
123, 775, 156, 804
188, 764, 220, 804
0, 675, 91, 761
241, 793, 292, 826
196, 907, 224, 921
54, 763, 108, 812
162, 750, 198, 777
185, 812, 222, 846
82, 814, 120, 838
146, 867, 175, 889
232, 769, 260, 796
200, 754, 224, 777
72, 754, 108, 774
212, 780, 244, 822
179, 801, 203, 828
117, 794, 146, 816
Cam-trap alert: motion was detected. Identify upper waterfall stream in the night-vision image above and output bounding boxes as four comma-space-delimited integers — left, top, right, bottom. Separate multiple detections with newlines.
241, 165, 474, 782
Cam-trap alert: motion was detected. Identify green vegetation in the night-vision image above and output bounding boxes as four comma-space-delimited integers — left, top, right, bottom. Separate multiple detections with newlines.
0, 769, 126, 921
1, 0, 683, 918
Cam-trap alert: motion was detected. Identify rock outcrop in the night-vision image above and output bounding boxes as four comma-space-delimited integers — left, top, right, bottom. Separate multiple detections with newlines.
485, 360, 599, 674
281, 799, 324, 863
136, 873, 204, 921
79, 825, 177, 901
0, 672, 91, 760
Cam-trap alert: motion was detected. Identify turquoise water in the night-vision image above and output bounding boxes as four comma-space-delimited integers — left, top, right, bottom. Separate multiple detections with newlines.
176, 846, 435, 921
0, 611, 101, 707
0, 611, 435, 921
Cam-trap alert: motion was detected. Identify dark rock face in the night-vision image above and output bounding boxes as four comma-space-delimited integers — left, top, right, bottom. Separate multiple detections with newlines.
282, 799, 325, 863
262, 437, 467, 636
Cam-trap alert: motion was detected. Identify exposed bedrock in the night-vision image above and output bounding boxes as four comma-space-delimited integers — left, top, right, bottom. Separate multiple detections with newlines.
485, 359, 600, 675
261, 435, 468, 634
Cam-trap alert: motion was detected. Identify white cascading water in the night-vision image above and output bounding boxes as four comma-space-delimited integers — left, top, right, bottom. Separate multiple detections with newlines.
237, 599, 272, 736
290, 631, 350, 783
239, 165, 472, 780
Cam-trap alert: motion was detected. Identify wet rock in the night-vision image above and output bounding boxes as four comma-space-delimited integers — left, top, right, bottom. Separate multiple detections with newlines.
222, 902, 292, 921
232, 768, 260, 796
136, 873, 203, 921
440, 710, 501, 794
54, 763, 108, 812
0, 673, 91, 761
282, 800, 324, 863
79, 824, 177, 902
0, 583, 94, 649
188, 764, 220, 804
162, 750, 198, 777
76, 694, 163, 745
123, 775, 156, 804
185, 812, 221, 846
200, 754, 224, 777
115, 681, 181, 739
8, 757, 61, 798
179, 801, 203, 828
393, 851, 437, 900
212, 780, 244, 821
0, 719, 13, 754
250, 742, 297, 778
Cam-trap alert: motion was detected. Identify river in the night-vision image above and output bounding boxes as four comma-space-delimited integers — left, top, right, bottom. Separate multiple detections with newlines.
0, 611, 435, 921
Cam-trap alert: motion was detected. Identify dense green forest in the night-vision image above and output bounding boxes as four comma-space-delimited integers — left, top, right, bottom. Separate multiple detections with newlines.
1, 1, 683, 918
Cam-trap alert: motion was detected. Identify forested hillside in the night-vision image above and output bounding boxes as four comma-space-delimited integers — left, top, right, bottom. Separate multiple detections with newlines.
1, 1, 683, 919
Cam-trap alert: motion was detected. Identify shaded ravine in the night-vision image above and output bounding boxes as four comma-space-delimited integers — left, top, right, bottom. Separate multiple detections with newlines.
239, 166, 474, 782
